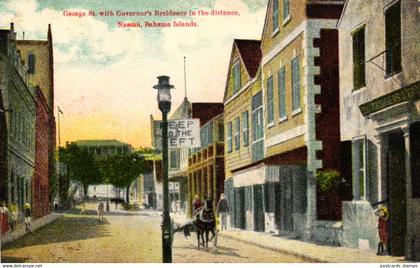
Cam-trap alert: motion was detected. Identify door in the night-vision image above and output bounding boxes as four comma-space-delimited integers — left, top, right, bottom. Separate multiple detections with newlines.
253, 184, 265, 232
388, 131, 406, 256
280, 167, 294, 234
225, 178, 234, 228
234, 187, 245, 229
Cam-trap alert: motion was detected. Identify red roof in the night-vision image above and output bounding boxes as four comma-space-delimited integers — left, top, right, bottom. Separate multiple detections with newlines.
191, 103, 224, 126
235, 39, 261, 78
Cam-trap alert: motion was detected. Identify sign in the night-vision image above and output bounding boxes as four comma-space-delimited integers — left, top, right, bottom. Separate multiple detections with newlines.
168, 119, 201, 148
169, 182, 174, 190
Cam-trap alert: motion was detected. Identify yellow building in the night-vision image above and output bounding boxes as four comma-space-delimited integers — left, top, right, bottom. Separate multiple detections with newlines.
260, 0, 345, 243
223, 39, 269, 232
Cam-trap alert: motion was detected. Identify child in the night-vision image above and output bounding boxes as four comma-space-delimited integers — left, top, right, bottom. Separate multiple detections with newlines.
374, 205, 389, 255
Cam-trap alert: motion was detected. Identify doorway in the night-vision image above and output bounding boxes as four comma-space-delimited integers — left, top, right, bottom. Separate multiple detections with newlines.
387, 130, 407, 256
234, 187, 245, 229
253, 184, 265, 232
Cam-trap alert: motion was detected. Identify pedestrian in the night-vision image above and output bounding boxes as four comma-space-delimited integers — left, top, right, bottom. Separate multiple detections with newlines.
176, 200, 181, 215
24, 203, 32, 233
171, 199, 176, 213
0, 202, 10, 234
10, 202, 17, 230
216, 193, 229, 231
192, 195, 203, 217
374, 205, 390, 255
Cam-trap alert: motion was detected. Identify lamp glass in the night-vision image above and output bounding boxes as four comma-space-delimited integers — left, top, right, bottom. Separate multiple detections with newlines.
157, 88, 171, 103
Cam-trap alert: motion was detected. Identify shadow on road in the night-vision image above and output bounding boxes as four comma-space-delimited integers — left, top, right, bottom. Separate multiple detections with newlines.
1, 256, 30, 263
2, 215, 111, 250
172, 235, 248, 260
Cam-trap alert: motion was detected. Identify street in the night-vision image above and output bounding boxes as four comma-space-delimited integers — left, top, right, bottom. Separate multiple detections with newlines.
1, 203, 309, 263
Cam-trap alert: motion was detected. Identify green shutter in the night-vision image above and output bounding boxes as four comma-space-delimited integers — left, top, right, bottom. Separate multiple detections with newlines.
292, 57, 301, 111
267, 77, 274, 124
283, 0, 290, 19
278, 67, 286, 118
273, 0, 279, 31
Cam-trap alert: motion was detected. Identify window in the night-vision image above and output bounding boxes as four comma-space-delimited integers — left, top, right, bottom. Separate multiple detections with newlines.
283, 0, 290, 21
385, 1, 402, 76
28, 53, 35, 74
218, 121, 224, 142
227, 122, 232, 153
169, 149, 180, 169
352, 26, 366, 90
291, 56, 301, 111
267, 76, 274, 125
354, 138, 366, 199
273, 0, 279, 31
233, 61, 241, 93
252, 92, 264, 142
252, 92, 264, 162
352, 137, 378, 203
235, 116, 240, 150
278, 66, 286, 119
242, 111, 249, 146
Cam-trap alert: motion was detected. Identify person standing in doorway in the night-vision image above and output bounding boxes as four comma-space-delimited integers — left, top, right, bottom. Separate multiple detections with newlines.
24, 203, 32, 233
216, 193, 229, 231
374, 205, 390, 255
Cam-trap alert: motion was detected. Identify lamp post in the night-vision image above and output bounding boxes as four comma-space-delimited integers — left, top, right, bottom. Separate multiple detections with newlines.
153, 75, 174, 263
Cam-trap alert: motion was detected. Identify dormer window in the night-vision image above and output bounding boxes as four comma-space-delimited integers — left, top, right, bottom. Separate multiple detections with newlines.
28, 53, 35, 74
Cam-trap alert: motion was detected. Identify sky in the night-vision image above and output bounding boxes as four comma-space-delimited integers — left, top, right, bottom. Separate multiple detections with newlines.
0, 0, 268, 149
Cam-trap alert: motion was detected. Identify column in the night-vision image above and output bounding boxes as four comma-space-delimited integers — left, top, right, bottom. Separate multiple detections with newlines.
402, 126, 413, 260
375, 133, 389, 202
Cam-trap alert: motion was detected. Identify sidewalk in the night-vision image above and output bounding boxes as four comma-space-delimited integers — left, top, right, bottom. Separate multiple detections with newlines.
170, 213, 404, 263
1, 213, 62, 247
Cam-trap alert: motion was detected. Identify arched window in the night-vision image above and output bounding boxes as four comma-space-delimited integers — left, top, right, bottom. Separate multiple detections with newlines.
28, 53, 35, 74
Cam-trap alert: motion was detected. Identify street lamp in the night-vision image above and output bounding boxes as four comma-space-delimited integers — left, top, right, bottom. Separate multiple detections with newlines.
153, 75, 174, 263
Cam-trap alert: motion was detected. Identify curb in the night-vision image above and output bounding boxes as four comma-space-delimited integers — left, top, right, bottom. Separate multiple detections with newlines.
218, 232, 325, 263
1, 213, 62, 247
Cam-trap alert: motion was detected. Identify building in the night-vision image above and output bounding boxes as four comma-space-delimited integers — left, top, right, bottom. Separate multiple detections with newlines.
72, 139, 135, 201
17, 25, 56, 218
0, 23, 36, 216
222, 39, 266, 232
187, 104, 224, 216
258, 0, 347, 243
74, 139, 134, 156
168, 97, 191, 210
150, 115, 164, 209
338, 0, 420, 260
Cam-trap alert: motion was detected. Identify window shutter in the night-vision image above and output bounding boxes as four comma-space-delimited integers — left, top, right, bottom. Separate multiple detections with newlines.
385, 1, 402, 75
273, 0, 279, 31
292, 57, 301, 111
278, 67, 286, 118
267, 77, 274, 124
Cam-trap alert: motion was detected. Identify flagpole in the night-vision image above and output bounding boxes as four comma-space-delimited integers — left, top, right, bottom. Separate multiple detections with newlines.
184, 56, 187, 99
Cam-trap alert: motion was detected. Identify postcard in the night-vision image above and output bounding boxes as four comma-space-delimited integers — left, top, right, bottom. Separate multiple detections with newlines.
0, 0, 419, 266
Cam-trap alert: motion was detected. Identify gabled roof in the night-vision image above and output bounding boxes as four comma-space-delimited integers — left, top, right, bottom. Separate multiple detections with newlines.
170, 97, 191, 120
223, 39, 262, 102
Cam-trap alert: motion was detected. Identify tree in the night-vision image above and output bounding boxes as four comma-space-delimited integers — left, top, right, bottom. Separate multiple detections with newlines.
59, 143, 102, 198
99, 152, 152, 204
